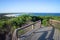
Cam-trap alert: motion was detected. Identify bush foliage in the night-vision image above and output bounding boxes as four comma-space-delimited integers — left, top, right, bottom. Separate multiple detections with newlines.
0, 14, 60, 40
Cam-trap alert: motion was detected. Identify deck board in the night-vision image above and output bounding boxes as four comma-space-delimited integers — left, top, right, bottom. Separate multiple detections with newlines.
18, 27, 60, 40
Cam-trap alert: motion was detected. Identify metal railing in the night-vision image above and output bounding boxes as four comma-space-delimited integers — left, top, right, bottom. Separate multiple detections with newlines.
12, 20, 41, 40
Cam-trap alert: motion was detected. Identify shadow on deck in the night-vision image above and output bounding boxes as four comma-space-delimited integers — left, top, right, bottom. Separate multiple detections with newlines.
38, 27, 55, 40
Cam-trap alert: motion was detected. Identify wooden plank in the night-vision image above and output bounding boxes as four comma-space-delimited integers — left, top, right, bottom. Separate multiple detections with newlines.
18, 27, 60, 40
53, 29, 60, 40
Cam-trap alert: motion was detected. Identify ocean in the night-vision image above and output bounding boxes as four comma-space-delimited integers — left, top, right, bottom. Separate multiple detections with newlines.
0, 13, 60, 16
17, 13, 60, 16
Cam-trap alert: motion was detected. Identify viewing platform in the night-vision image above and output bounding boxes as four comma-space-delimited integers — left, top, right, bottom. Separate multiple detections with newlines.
12, 20, 60, 40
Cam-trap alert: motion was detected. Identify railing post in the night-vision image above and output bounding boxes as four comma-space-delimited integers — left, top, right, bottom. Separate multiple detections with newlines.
12, 29, 18, 40
32, 25, 34, 29
49, 19, 52, 24
40, 20, 41, 28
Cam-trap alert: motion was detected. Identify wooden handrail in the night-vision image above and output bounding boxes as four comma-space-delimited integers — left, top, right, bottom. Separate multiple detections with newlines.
17, 20, 41, 31
49, 19, 60, 24
12, 20, 41, 40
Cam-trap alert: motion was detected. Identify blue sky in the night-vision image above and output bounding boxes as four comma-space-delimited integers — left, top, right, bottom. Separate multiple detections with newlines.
0, 0, 60, 13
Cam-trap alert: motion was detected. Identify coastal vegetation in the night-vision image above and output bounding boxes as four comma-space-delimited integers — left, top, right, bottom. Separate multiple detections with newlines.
0, 14, 60, 40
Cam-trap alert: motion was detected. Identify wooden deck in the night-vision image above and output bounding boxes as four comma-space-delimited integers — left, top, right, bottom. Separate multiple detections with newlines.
18, 27, 60, 40
12, 20, 60, 40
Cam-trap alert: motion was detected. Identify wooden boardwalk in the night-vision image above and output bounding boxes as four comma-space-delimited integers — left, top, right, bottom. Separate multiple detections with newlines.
18, 27, 60, 40
12, 20, 60, 40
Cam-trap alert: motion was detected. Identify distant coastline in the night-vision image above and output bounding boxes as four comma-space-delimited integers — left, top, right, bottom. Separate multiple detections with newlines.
0, 13, 60, 16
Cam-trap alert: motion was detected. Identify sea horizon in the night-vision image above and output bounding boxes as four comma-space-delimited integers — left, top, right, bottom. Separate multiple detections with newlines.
0, 13, 60, 16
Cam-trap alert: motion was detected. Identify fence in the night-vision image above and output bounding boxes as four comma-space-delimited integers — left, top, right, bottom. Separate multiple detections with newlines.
12, 20, 41, 40
49, 19, 60, 29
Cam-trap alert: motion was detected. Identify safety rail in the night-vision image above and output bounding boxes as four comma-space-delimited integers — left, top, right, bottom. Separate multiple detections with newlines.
12, 20, 41, 40
49, 19, 60, 29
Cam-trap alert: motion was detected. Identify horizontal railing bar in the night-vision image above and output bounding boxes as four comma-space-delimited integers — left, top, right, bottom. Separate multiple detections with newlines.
49, 19, 60, 24
16, 20, 41, 31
